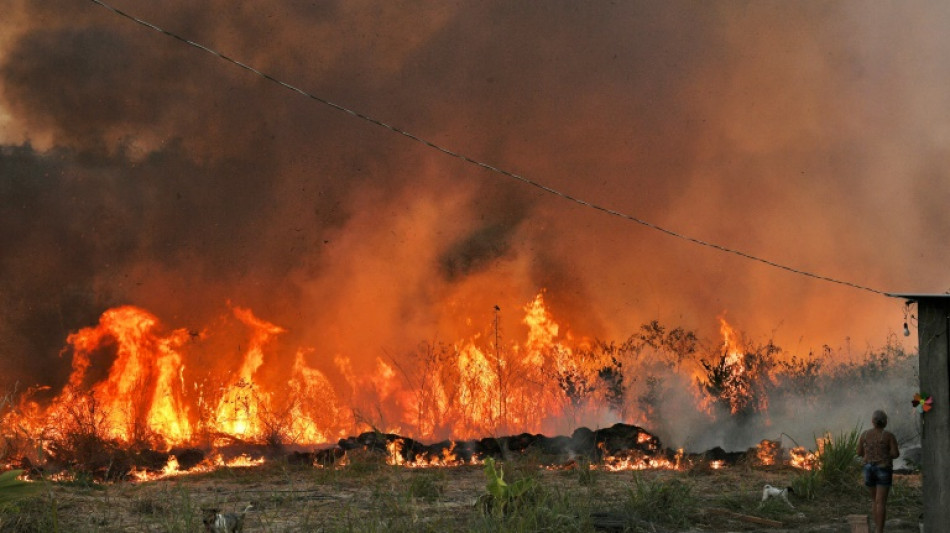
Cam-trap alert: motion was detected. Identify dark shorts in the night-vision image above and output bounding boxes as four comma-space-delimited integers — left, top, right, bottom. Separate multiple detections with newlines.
863, 463, 893, 487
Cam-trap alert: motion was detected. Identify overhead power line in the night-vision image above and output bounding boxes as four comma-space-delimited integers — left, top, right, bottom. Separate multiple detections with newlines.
87, 0, 895, 298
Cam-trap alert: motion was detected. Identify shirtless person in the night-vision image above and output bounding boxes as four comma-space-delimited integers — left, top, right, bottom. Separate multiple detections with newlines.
856, 410, 900, 533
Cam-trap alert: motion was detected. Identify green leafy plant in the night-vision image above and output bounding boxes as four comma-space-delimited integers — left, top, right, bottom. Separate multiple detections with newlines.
478, 457, 539, 517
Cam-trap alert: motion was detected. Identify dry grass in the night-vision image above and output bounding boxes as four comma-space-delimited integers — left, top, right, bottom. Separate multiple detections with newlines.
0, 457, 922, 532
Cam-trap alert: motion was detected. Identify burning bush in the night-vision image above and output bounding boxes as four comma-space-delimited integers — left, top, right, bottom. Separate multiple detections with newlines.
41, 390, 147, 480
699, 341, 778, 419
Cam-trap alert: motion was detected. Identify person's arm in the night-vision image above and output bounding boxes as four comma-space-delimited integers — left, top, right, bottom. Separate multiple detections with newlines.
856, 432, 866, 459
888, 433, 900, 459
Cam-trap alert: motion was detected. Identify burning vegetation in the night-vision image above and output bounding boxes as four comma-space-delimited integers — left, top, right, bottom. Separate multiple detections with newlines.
0, 291, 916, 481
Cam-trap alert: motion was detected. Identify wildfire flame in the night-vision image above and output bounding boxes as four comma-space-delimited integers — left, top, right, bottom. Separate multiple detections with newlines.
755, 439, 780, 466
789, 446, 818, 470
599, 447, 683, 471
383, 438, 475, 468
129, 452, 266, 482
43, 306, 193, 447
1, 292, 602, 451
0, 291, 826, 477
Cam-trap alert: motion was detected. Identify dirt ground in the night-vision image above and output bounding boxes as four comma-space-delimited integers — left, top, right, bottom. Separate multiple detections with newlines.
0, 459, 923, 532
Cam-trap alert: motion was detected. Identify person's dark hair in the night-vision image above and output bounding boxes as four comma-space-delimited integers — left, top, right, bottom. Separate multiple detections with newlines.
872, 410, 888, 428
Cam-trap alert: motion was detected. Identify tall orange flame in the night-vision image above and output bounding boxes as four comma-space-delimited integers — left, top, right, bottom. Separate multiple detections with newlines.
45, 306, 192, 447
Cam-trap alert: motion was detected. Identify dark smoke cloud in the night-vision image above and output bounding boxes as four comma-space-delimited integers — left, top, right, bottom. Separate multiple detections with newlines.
1, 0, 946, 447
440, 223, 516, 282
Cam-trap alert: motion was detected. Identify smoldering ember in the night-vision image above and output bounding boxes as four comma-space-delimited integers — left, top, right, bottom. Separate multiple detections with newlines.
0, 293, 918, 481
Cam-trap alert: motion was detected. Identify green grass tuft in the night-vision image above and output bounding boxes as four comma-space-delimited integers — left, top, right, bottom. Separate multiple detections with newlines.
792, 427, 863, 500
623, 473, 696, 529
406, 471, 445, 501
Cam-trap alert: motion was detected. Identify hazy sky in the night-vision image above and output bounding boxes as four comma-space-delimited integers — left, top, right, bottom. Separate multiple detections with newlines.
2, 0, 948, 390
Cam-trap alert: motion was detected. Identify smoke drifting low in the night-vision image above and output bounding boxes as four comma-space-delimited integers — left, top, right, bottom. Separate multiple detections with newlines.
0, 1, 946, 447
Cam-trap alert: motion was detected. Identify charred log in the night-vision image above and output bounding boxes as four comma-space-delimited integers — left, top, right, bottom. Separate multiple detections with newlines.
312, 447, 344, 467
172, 448, 206, 470
133, 449, 171, 471
287, 451, 316, 466
320, 423, 683, 466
